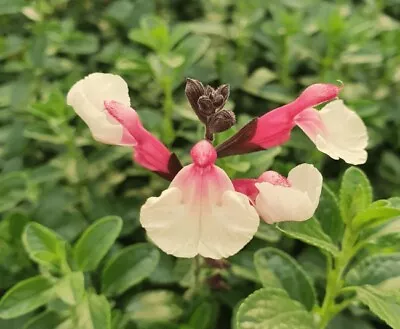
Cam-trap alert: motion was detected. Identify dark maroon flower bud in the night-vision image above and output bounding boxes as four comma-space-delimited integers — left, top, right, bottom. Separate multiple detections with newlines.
207, 274, 230, 290
216, 84, 230, 102
207, 109, 236, 134
186, 78, 231, 124
204, 258, 231, 269
198, 95, 215, 116
185, 78, 207, 123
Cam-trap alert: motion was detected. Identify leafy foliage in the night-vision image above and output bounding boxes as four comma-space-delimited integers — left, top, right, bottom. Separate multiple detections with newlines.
1, 1, 400, 328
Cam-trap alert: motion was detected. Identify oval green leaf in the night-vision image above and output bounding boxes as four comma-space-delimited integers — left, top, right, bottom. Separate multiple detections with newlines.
102, 243, 160, 296
55, 272, 85, 305
277, 217, 339, 256
0, 276, 54, 319
73, 216, 122, 272
254, 248, 316, 310
352, 204, 400, 230
23, 311, 63, 329
346, 253, 400, 287
236, 288, 317, 329
356, 286, 400, 329
188, 300, 218, 329
22, 222, 66, 271
340, 167, 372, 223
126, 290, 183, 325
315, 184, 343, 243
75, 293, 111, 329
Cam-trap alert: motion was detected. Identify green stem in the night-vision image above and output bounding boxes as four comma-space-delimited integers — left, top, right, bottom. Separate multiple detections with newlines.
162, 77, 175, 145
185, 256, 202, 300
318, 226, 357, 328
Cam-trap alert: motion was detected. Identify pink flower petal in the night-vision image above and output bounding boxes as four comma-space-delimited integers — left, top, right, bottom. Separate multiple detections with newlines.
216, 83, 341, 157
104, 100, 182, 180
232, 179, 258, 203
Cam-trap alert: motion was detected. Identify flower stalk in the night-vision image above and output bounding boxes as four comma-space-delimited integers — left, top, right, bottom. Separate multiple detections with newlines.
317, 224, 358, 328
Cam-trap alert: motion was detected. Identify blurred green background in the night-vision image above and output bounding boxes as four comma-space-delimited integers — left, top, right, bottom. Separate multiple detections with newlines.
0, 0, 399, 328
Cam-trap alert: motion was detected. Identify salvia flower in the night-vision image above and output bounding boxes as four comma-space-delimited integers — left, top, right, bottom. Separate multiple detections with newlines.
67, 73, 368, 259
216, 83, 368, 165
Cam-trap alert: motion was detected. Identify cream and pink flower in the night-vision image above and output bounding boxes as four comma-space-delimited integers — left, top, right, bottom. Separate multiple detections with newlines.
67, 73, 368, 259
140, 140, 259, 259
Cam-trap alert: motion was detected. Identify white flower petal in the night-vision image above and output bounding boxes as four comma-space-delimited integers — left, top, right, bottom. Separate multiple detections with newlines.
296, 100, 368, 165
255, 164, 322, 224
287, 164, 323, 209
198, 190, 259, 259
67, 73, 130, 144
140, 187, 200, 258
140, 164, 259, 259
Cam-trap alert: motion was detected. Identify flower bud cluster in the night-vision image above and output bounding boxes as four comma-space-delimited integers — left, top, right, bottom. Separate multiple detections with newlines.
185, 78, 236, 140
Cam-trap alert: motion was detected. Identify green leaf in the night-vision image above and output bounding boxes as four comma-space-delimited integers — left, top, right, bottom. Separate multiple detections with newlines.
277, 217, 339, 255
54, 319, 75, 329
73, 216, 122, 272
0, 316, 30, 329
23, 311, 63, 329
22, 222, 67, 271
7, 210, 29, 242
230, 251, 260, 283
0, 276, 55, 319
236, 288, 317, 329
242, 68, 276, 95
389, 197, 400, 208
149, 253, 176, 284
75, 293, 111, 329
315, 184, 343, 243
346, 253, 400, 286
102, 243, 160, 296
352, 203, 400, 230
129, 16, 170, 52
60, 33, 99, 55
218, 60, 247, 90
55, 272, 85, 305
0, 0, 25, 15
126, 290, 183, 325
188, 300, 218, 329
254, 221, 282, 243
356, 286, 400, 329
340, 167, 372, 223
327, 314, 375, 329
175, 35, 210, 67
254, 248, 316, 310
0, 172, 27, 212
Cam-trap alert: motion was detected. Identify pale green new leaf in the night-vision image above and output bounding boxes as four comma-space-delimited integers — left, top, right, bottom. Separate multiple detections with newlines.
22, 222, 67, 272
126, 290, 183, 325
55, 272, 85, 305
75, 293, 111, 329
